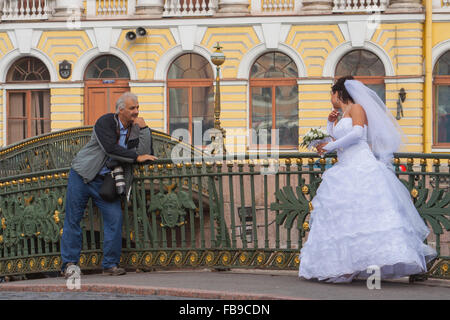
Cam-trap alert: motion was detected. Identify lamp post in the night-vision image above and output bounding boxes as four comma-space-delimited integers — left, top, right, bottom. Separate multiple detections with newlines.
208, 42, 226, 155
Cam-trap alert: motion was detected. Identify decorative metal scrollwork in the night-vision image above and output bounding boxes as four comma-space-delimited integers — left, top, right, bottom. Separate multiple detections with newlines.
0, 189, 66, 247
149, 183, 196, 228
270, 185, 314, 232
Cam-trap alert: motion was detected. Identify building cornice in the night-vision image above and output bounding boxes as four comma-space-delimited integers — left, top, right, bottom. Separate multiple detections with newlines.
431, 13, 450, 21
0, 14, 427, 31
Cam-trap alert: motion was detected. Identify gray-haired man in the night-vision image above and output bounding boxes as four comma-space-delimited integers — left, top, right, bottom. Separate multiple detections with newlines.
61, 92, 157, 277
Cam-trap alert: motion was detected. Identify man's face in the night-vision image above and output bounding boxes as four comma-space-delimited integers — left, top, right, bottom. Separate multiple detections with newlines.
119, 98, 139, 126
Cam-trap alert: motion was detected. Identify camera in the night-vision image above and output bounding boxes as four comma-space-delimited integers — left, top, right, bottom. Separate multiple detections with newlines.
106, 160, 126, 196
112, 166, 125, 195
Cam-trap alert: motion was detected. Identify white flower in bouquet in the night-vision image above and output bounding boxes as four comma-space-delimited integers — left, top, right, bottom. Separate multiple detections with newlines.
300, 127, 333, 152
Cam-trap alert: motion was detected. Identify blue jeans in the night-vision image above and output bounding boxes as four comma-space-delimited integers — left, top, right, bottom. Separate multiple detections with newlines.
61, 168, 123, 270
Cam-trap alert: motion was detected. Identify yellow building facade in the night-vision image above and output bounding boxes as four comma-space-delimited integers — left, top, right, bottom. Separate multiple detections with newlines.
0, 0, 449, 155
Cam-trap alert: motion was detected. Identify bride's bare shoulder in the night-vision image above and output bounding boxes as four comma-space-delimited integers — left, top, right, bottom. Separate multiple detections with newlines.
351, 103, 364, 111
350, 103, 368, 125
350, 103, 366, 115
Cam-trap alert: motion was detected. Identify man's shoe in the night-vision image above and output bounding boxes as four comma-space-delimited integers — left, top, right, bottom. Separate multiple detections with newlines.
103, 266, 126, 276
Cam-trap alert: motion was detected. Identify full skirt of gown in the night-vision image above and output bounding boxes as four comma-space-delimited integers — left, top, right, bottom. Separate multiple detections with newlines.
298, 126, 437, 283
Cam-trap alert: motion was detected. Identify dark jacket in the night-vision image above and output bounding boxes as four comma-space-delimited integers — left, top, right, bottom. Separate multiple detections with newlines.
71, 113, 153, 199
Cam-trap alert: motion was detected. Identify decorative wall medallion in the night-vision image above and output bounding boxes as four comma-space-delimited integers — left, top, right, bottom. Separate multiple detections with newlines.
59, 60, 72, 79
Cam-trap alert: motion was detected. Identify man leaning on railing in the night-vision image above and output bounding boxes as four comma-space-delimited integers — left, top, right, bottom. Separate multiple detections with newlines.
60, 92, 157, 277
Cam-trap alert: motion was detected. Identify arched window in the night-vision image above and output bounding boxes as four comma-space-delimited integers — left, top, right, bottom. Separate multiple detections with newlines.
84, 55, 130, 125
335, 49, 386, 102
85, 55, 130, 79
167, 53, 214, 145
433, 50, 450, 147
250, 52, 298, 148
6, 57, 50, 144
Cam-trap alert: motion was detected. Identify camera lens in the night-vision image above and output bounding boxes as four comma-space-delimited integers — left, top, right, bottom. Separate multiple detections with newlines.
112, 166, 126, 195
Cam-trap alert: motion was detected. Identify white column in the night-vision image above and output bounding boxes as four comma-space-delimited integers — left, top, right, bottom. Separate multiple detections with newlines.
301, 0, 332, 13
135, 0, 164, 15
217, 0, 249, 14
53, 0, 84, 17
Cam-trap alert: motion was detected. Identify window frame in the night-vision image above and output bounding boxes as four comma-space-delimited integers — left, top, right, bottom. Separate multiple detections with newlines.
166, 52, 214, 146
166, 79, 214, 142
5, 57, 51, 145
249, 78, 298, 150
249, 51, 299, 150
6, 89, 51, 145
334, 50, 387, 103
432, 75, 450, 148
6, 56, 50, 83
84, 54, 130, 80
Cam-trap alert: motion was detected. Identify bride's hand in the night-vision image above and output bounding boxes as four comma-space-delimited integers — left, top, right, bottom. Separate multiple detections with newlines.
316, 143, 327, 156
328, 109, 339, 122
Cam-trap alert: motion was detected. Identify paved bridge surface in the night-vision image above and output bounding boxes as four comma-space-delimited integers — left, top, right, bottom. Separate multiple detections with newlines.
0, 269, 448, 300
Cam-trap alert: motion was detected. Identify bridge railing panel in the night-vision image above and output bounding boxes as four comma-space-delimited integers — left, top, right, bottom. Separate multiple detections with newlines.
0, 128, 448, 279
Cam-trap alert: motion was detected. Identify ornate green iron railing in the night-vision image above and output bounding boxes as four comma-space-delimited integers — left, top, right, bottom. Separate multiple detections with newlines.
0, 128, 448, 280
0, 127, 202, 176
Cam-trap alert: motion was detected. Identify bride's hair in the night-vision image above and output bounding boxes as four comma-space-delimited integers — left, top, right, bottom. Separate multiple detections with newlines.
332, 76, 355, 104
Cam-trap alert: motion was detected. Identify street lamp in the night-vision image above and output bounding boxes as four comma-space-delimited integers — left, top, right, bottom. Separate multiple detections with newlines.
208, 42, 226, 155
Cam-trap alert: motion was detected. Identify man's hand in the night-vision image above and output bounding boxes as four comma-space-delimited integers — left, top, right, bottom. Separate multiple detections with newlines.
136, 154, 158, 162
134, 117, 147, 128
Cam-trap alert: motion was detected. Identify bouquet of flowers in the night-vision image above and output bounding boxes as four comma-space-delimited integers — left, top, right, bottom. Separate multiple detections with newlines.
300, 128, 333, 151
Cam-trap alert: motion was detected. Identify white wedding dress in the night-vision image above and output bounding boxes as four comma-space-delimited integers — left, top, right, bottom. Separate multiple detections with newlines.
298, 117, 437, 283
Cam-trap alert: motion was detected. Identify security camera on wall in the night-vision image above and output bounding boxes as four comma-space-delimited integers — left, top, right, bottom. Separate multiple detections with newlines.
125, 31, 137, 41
136, 27, 147, 36
126, 27, 147, 41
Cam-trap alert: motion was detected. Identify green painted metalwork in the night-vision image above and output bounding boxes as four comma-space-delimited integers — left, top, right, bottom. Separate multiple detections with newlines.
0, 128, 448, 280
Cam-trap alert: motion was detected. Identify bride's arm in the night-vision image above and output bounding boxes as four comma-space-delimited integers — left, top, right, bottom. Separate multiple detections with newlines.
321, 125, 364, 152
326, 109, 339, 138
326, 120, 335, 138
321, 104, 366, 153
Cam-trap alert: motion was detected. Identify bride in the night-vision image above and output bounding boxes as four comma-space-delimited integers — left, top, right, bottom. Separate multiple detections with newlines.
298, 76, 437, 283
